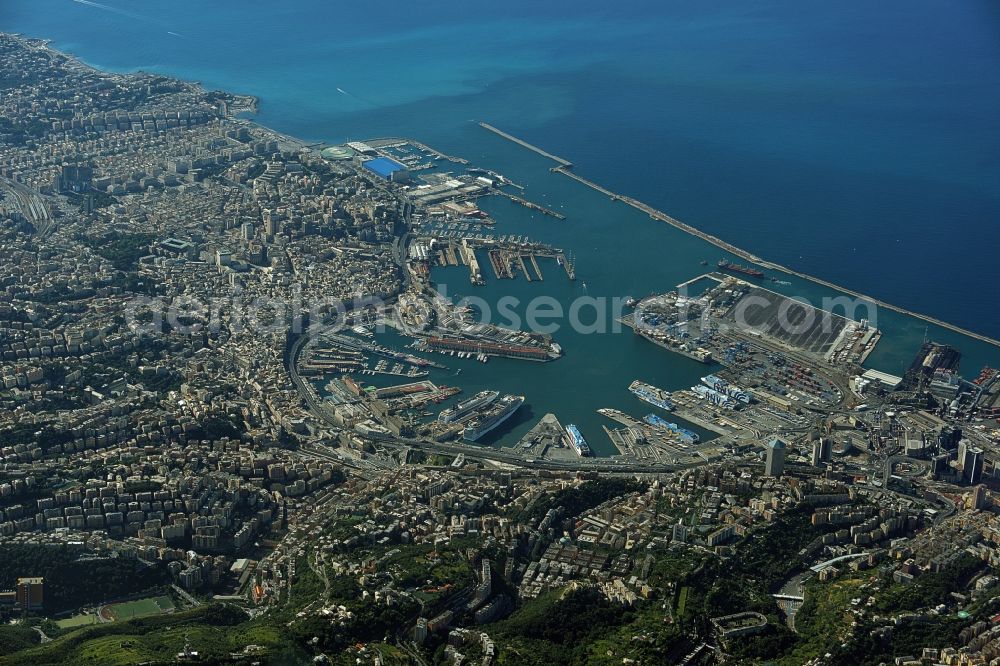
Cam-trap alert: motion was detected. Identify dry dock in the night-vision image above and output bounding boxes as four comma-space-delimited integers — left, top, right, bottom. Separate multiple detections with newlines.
517, 254, 532, 282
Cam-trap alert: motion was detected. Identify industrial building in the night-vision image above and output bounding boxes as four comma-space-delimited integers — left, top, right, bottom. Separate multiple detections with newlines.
362, 157, 410, 182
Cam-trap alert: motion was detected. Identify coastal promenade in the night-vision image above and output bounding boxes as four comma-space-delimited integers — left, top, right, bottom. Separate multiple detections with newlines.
480, 122, 1000, 350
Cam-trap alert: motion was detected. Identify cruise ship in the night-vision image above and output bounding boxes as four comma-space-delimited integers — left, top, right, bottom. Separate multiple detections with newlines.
462, 394, 524, 441
628, 380, 675, 411
438, 390, 498, 423
564, 424, 591, 456
643, 414, 700, 444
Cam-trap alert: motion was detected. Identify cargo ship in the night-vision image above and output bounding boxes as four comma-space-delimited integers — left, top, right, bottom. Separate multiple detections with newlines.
718, 259, 764, 278
462, 394, 524, 441
564, 424, 591, 456
701, 374, 750, 404
643, 414, 699, 444
628, 380, 675, 411
438, 390, 498, 423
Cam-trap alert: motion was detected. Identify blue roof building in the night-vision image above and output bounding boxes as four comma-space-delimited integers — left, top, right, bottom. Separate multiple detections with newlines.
362, 157, 408, 181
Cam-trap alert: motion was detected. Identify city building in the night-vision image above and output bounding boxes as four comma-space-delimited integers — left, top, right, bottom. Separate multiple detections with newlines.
765, 438, 786, 477
16, 577, 44, 611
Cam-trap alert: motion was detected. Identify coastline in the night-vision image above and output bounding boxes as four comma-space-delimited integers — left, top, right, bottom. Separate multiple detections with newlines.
8, 30, 999, 356
478, 122, 1000, 351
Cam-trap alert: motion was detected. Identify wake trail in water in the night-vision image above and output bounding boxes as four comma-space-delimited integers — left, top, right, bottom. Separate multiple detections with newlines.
337, 87, 378, 107
70, 0, 144, 20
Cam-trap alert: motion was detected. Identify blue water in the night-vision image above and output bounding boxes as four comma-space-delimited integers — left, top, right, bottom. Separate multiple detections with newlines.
5, 1, 1000, 450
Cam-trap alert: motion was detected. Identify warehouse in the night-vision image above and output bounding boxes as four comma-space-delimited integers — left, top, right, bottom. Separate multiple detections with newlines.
362, 157, 409, 182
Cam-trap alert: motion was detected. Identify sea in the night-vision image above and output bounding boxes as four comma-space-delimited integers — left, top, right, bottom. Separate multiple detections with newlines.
5, 0, 1000, 453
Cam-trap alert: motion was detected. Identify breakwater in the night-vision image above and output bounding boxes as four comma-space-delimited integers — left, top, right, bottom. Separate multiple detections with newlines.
480, 122, 1000, 350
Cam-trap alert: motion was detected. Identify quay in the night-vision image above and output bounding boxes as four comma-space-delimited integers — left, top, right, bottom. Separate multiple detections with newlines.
515, 413, 567, 459
618, 315, 713, 364
603, 425, 631, 456
480, 122, 1000, 350
460, 240, 484, 285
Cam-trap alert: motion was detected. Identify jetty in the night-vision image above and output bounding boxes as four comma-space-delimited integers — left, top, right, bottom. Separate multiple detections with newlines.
494, 189, 566, 219
480, 122, 1000, 350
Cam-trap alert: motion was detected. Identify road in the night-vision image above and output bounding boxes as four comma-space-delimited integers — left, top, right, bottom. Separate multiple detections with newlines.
172, 583, 202, 608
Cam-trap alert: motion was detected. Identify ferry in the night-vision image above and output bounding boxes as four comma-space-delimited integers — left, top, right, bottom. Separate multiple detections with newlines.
463, 394, 524, 441
438, 390, 498, 423
691, 384, 734, 409
643, 414, 699, 444
701, 375, 750, 404
564, 424, 591, 456
629, 380, 675, 411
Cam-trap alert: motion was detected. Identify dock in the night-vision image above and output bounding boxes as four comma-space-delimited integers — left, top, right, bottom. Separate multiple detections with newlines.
559, 253, 576, 280
516, 413, 573, 459
460, 240, 484, 285
530, 254, 544, 281
618, 315, 713, 364
488, 249, 513, 279
479, 122, 1000, 350
517, 254, 532, 282
603, 425, 631, 456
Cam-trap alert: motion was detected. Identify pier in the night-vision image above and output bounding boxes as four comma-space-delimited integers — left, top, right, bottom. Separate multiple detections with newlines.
494, 189, 566, 219
559, 253, 576, 280
516, 254, 532, 282
480, 122, 1000, 350
530, 254, 544, 281
460, 240, 484, 285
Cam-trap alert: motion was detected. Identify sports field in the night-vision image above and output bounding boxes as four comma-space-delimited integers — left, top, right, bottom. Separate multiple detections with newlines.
56, 612, 100, 629
100, 595, 175, 622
